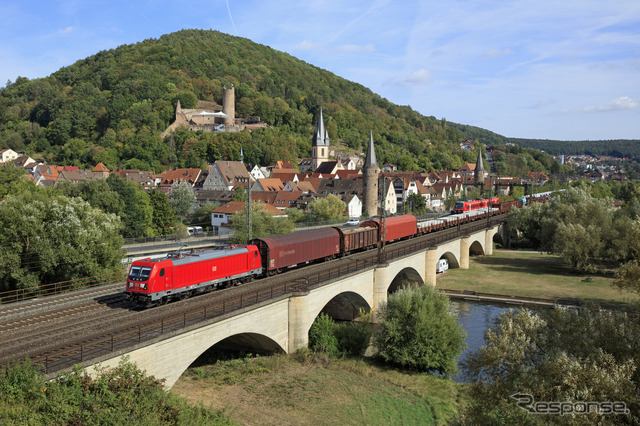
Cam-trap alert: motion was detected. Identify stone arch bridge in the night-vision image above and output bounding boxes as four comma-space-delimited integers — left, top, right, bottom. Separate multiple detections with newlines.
79, 220, 505, 388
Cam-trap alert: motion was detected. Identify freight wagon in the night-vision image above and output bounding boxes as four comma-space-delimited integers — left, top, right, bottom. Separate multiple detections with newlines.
360, 214, 418, 243
333, 225, 378, 254
250, 228, 341, 274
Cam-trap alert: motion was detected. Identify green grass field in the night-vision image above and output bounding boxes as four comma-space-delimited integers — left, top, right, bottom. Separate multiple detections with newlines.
172, 352, 465, 425
436, 250, 638, 307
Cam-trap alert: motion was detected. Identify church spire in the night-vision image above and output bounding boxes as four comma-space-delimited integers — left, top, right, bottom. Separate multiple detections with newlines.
312, 107, 330, 171
312, 107, 329, 147
474, 147, 486, 183
364, 131, 378, 168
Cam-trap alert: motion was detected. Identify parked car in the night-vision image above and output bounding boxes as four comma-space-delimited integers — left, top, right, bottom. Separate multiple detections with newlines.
345, 218, 360, 226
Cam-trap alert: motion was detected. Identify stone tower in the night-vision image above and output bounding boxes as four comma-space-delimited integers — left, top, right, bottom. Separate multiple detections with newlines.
363, 131, 380, 217
474, 147, 486, 183
223, 85, 235, 127
312, 108, 330, 171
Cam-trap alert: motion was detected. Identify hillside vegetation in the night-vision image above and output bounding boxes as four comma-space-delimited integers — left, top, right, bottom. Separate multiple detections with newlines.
0, 29, 484, 172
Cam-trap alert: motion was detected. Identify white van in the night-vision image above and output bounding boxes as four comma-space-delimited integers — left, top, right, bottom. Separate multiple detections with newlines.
187, 226, 204, 236
436, 258, 449, 274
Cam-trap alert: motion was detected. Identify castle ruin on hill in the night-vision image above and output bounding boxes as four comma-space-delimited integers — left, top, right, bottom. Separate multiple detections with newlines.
161, 85, 267, 138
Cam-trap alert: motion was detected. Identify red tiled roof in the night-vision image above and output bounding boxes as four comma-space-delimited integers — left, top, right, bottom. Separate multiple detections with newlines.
212, 200, 285, 215
92, 162, 109, 172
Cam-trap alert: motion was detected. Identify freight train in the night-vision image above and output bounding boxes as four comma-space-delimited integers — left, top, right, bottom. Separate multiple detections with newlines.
125, 197, 528, 307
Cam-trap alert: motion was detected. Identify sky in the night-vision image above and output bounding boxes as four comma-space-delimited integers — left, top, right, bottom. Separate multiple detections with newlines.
1, 0, 639, 141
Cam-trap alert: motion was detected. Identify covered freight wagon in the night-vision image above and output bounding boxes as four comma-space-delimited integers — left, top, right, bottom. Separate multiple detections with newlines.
360, 215, 417, 243
250, 227, 341, 273
333, 225, 378, 254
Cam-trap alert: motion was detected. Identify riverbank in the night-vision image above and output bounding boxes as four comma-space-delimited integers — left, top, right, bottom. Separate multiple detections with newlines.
436, 249, 638, 309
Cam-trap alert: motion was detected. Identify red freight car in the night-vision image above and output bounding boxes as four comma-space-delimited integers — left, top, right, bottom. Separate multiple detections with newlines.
491, 199, 523, 213
333, 225, 378, 254
250, 227, 341, 273
360, 214, 418, 243
125, 245, 263, 306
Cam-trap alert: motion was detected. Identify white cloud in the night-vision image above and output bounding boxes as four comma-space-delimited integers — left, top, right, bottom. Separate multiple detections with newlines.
338, 43, 374, 53
383, 68, 432, 86
564, 96, 639, 113
58, 26, 74, 35
291, 40, 321, 50
527, 99, 556, 109
481, 48, 514, 58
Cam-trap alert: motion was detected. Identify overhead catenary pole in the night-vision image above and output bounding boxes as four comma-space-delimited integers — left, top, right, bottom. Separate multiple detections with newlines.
247, 180, 252, 242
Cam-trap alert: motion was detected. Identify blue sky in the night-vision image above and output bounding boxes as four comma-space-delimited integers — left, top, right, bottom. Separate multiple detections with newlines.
1, 0, 639, 141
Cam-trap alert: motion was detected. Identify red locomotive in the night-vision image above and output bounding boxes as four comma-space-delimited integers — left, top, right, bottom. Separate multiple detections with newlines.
126, 245, 262, 306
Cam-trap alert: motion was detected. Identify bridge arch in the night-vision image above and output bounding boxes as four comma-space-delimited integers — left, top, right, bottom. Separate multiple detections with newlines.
438, 251, 460, 269
469, 240, 485, 256
87, 299, 291, 389
388, 267, 424, 294
318, 291, 371, 321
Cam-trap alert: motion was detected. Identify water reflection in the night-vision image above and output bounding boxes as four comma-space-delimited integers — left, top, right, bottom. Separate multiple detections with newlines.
450, 299, 513, 382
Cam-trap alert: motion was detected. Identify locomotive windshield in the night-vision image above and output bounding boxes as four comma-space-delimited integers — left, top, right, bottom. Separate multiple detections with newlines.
128, 266, 152, 280
454, 201, 465, 209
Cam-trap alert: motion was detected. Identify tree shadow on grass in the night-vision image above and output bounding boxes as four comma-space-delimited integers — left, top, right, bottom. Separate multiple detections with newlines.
472, 254, 578, 277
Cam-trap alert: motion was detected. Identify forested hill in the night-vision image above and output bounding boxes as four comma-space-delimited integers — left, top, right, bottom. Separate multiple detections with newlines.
0, 29, 493, 172
508, 138, 640, 158
450, 123, 640, 159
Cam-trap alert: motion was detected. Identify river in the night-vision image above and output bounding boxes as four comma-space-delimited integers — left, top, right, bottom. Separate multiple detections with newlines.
450, 299, 521, 382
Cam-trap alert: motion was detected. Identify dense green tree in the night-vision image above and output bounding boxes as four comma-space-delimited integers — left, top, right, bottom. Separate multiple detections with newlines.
231, 185, 246, 202
284, 206, 306, 223
374, 285, 466, 377
148, 189, 176, 234
0, 165, 36, 198
308, 194, 346, 222
507, 187, 633, 270
56, 178, 124, 216
168, 180, 196, 222
229, 201, 294, 243
106, 175, 154, 237
404, 193, 427, 215
461, 307, 640, 424
0, 191, 124, 291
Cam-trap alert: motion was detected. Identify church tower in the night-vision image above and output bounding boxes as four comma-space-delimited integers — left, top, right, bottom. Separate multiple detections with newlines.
312, 108, 330, 171
363, 131, 380, 217
474, 147, 486, 183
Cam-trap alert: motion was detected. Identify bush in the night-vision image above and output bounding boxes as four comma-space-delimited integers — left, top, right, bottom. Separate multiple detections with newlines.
309, 311, 373, 357
308, 313, 339, 356
374, 285, 466, 377
0, 358, 233, 424
334, 323, 371, 357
